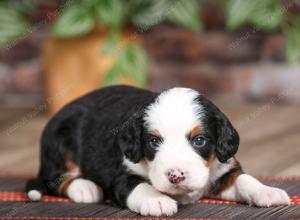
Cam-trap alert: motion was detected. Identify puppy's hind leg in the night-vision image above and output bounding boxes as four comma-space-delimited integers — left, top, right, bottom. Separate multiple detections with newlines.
64, 178, 104, 203
46, 160, 104, 204
39, 157, 104, 203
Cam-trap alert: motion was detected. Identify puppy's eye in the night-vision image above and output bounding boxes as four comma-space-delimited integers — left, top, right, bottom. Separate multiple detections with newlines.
192, 135, 206, 148
149, 136, 161, 148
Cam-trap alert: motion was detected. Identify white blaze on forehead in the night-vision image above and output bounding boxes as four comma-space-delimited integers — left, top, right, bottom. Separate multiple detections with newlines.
144, 88, 209, 195
145, 88, 204, 136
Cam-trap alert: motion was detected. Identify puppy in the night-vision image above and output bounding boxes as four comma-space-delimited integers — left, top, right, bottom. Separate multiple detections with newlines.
26, 85, 290, 216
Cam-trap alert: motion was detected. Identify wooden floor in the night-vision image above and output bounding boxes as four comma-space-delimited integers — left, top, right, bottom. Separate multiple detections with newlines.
0, 102, 300, 176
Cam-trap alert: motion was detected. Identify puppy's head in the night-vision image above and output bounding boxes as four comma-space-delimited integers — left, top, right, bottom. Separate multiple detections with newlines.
120, 88, 239, 196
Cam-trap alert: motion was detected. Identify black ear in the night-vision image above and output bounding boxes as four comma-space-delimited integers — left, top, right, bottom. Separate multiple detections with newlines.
118, 112, 144, 163
214, 110, 239, 163
197, 96, 239, 163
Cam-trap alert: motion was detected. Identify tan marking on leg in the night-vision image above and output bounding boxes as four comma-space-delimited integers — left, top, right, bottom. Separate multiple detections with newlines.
65, 160, 78, 171
216, 158, 242, 194
218, 171, 241, 194
59, 161, 81, 195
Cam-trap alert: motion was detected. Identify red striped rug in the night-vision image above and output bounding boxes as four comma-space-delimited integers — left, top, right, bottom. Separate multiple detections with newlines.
0, 175, 299, 219
0, 192, 299, 205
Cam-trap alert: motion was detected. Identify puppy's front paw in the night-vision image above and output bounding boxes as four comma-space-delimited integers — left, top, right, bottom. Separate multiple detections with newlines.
139, 195, 178, 216
127, 183, 178, 216
248, 186, 290, 207
67, 178, 103, 203
236, 174, 290, 207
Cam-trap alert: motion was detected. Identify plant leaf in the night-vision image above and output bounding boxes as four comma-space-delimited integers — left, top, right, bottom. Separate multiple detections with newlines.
226, 0, 256, 29
101, 29, 120, 55
102, 65, 122, 86
251, 0, 283, 31
52, 5, 94, 38
102, 44, 148, 87
130, 0, 172, 30
94, 0, 124, 28
286, 17, 300, 64
7, 0, 36, 15
0, 6, 29, 47
118, 44, 148, 86
167, 0, 202, 32
226, 0, 283, 31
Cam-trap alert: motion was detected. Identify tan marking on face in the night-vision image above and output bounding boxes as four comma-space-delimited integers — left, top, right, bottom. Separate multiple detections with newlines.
188, 125, 203, 139
206, 154, 217, 168
149, 129, 163, 139
144, 156, 149, 164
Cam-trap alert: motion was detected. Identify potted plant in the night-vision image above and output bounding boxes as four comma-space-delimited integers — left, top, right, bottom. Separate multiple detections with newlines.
0, 0, 202, 113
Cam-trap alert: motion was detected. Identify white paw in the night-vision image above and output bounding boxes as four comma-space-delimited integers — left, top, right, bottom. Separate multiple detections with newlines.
67, 178, 103, 203
139, 195, 178, 216
127, 183, 178, 216
236, 174, 290, 207
248, 186, 290, 207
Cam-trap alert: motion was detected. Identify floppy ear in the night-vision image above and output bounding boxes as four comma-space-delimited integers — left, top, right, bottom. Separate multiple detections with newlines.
197, 96, 239, 163
118, 112, 144, 163
214, 110, 239, 163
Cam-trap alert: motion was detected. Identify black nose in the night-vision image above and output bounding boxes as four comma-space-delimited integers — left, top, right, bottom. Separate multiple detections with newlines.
167, 168, 185, 184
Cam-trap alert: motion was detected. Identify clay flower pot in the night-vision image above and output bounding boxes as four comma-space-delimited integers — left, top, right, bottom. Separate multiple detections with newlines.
42, 26, 140, 114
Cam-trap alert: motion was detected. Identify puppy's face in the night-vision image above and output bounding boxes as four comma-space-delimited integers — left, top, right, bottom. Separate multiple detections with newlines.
119, 87, 239, 196
142, 88, 239, 195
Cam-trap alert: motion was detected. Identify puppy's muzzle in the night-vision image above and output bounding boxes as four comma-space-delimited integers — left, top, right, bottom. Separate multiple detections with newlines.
166, 168, 186, 185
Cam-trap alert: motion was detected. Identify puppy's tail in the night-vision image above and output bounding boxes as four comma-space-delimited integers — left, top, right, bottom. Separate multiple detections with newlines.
26, 178, 44, 201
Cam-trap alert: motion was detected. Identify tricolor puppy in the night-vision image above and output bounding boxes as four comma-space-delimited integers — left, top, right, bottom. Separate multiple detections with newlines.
26, 85, 290, 216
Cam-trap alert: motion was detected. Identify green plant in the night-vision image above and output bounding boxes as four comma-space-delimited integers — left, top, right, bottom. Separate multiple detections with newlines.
102, 44, 148, 86
52, 0, 202, 87
0, 0, 202, 87
286, 17, 300, 64
226, 0, 300, 64
1, 0, 299, 83
53, 0, 202, 38
0, 0, 34, 46
226, 0, 283, 31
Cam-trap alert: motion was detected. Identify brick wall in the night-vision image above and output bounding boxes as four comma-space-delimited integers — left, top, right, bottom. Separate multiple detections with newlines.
144, 25, 300, 103
0, 30, 45, 107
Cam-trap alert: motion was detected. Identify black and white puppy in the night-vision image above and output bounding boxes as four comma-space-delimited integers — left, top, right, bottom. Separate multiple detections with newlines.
26, 85, 290, 216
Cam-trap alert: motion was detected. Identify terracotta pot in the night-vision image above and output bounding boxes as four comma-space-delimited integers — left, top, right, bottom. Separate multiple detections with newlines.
42, 26, 140, 114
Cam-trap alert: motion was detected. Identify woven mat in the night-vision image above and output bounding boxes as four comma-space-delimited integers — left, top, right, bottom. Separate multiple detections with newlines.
0, 175, 300, 219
